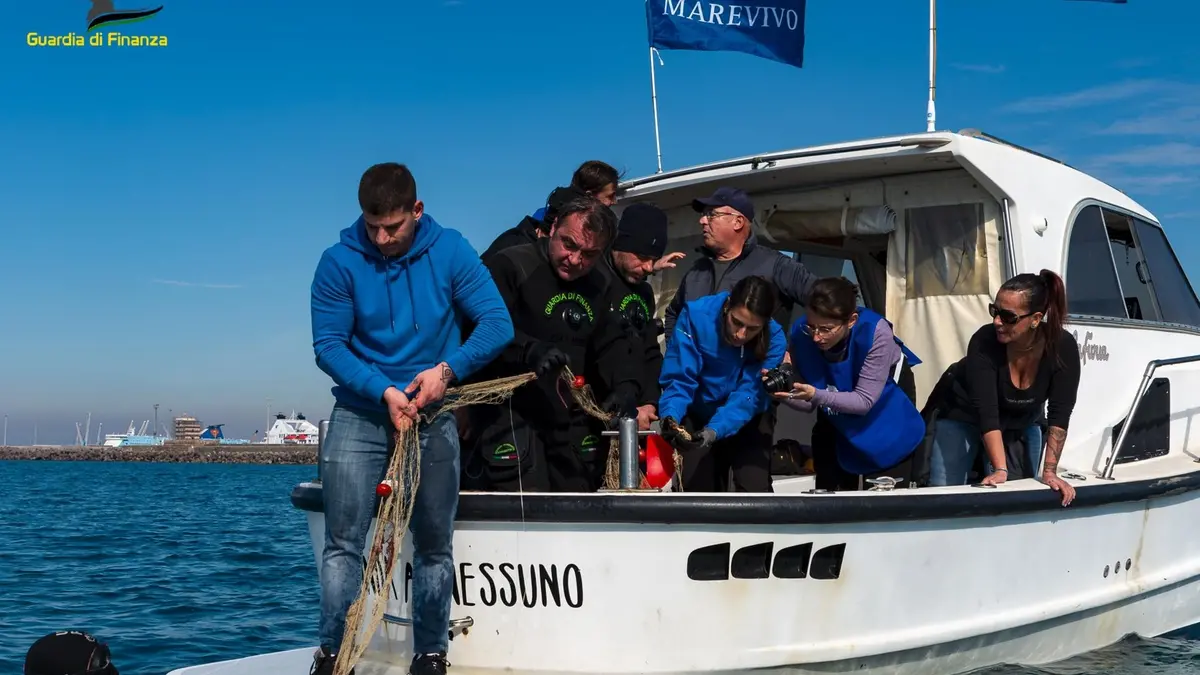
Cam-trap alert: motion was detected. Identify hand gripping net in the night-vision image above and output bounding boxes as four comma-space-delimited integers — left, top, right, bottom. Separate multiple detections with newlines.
333, 368, 681, 675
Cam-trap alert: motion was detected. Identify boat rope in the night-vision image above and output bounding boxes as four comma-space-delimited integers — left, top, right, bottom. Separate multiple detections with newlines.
333, 368, 682, 675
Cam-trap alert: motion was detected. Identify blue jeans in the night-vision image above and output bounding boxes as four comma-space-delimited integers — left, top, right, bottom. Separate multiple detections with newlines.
928, 418, 1044, 486
318, 402, 460, 656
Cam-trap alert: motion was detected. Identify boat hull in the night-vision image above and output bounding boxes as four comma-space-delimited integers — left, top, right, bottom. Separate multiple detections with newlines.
278, 466, 1200, 675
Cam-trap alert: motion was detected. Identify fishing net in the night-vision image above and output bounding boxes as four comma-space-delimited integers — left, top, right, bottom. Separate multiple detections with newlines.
333, 367, 682, 675
333, 372, 535, 675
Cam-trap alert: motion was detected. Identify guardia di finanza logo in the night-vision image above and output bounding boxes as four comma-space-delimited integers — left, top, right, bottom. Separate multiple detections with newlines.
26, 1, 167, 48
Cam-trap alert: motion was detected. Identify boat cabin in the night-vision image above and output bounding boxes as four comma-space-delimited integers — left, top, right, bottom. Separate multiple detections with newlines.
615, 128, 1200, 485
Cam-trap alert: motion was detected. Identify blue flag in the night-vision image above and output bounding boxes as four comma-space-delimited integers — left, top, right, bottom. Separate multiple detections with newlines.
645, 0, 806, 70
1065, 0, 1127, 3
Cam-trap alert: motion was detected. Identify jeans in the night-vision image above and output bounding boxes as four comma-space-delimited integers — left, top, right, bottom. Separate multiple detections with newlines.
928, 418, 1044, 486
318, 402, 461, 656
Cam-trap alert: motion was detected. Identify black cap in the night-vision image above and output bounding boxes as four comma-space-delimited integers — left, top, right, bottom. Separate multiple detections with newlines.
543, 185, 588, 224
613, 203, 668, 259
691, 186, 754, 221
25, 632, 117, 675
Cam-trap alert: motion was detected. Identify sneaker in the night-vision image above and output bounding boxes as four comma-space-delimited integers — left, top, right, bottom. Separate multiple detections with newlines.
310, 646, 354, 675
410, 652, 450, 675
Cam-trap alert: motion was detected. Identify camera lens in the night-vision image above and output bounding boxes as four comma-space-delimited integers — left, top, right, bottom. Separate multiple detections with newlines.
762, 363, 794, 394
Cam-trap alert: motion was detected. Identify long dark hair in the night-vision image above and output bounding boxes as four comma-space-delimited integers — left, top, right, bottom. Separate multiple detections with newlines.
724, 275, 779, 361
999, 269, 1068, 363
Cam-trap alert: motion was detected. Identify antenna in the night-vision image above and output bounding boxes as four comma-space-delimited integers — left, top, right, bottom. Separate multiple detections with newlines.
926, 0, 937, 132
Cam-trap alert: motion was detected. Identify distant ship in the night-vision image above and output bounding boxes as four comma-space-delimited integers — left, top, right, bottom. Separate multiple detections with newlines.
264, 412, 319, 445
102, 420, 164, 447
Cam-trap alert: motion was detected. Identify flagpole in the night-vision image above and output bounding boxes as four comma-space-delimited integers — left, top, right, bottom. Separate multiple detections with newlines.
926, 0, 937, 132
649, 46, 664, 173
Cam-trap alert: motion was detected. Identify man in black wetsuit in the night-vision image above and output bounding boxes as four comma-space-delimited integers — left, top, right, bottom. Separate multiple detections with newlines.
590, 202, 670, 432
463, 194, 641, 492
480, 185, 585, 262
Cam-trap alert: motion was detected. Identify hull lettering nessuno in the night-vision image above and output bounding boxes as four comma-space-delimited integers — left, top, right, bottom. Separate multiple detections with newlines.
392, 560, 585, 609
166, 131, 1200, 675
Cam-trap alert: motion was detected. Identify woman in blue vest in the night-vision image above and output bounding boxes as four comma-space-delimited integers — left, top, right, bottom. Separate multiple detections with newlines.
658, 275, 788, 492
766, 276, 925, 491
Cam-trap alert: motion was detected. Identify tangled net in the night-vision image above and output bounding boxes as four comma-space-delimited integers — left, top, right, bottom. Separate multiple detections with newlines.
332, 367, 681, 675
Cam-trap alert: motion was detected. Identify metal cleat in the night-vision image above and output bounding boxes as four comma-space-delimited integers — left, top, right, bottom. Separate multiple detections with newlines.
383, 614, 474, 640
866, 476, 899, 491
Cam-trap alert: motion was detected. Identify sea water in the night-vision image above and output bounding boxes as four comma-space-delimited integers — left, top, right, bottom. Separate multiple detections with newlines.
1, 460, 1197, 675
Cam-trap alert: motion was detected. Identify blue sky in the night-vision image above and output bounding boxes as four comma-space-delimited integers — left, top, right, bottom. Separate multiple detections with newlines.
1, 0, 1196, 444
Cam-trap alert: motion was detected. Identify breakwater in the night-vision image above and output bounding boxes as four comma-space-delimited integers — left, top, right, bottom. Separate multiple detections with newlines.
0, 443, 317, 465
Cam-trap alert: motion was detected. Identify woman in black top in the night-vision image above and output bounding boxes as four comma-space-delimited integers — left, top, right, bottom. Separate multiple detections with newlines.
928, 269, 1080, 506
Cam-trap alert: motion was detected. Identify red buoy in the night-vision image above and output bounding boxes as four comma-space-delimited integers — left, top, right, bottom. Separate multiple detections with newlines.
572, 375, 586, 389
643, 434, 674, 489
376, 482, 393, 497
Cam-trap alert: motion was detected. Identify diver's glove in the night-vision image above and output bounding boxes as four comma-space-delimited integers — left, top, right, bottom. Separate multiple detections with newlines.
524, 342, 570, 378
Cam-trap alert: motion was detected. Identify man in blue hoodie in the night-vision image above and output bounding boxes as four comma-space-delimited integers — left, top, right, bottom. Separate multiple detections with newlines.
309, 162, 515, 675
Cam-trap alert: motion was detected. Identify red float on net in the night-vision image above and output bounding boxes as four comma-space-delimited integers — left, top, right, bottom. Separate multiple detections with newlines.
572, 375, 586, 389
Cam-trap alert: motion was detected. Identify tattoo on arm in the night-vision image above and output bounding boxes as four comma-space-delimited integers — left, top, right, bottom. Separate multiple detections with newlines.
440, 363, 456, 384
1043, 426, 1067, 475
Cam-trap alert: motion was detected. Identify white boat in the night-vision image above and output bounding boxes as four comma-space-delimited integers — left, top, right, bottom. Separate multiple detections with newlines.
169, 129, 1200, 675
266, 411, 321, 445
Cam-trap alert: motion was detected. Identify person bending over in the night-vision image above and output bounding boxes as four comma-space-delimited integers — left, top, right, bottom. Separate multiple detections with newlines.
593, 202, 671, 431
657, 275, 787, 492
309, 162, 514, 675
463, 194, 641, 493
766, 277, 925, 491
927, 270, 1079, 506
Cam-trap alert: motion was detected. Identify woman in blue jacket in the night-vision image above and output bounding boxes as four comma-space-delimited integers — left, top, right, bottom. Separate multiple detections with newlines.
657, 275, 788, 492
767, 277, 925, 491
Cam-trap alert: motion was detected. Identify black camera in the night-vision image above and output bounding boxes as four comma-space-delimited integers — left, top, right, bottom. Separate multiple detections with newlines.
761, 363, 795, 394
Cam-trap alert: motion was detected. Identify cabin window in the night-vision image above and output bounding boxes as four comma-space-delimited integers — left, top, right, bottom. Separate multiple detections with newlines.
1065, 205, 1128, 319
1102, 209, 1161, 322
1130, 218, 1200, 328
903, 203, 989, 300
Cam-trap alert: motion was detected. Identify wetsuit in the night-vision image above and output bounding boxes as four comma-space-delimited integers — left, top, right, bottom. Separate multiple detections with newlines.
480, 216, 543, 262
463, 239, 640, 492
594, 257, 664, 415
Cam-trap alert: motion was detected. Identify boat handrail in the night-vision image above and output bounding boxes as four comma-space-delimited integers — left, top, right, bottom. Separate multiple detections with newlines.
1101, 352, 1200, 480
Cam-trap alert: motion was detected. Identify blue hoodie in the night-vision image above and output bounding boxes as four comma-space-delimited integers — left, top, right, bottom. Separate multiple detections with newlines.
310, 213, 515, 413
657, 291, 787, 439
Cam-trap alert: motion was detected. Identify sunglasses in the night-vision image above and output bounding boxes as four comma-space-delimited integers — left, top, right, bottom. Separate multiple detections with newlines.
988, 303, 1035, 325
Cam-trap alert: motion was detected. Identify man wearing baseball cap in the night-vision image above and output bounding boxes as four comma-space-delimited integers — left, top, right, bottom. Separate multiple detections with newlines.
664, 186, 817, 338
660, 185, 818, 493
24, 631, 118, 675
591, 202, 672, 431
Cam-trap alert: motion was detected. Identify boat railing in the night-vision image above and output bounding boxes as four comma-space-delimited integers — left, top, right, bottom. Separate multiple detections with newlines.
1101, 352, 1200, 480
311, 414, 651, 489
